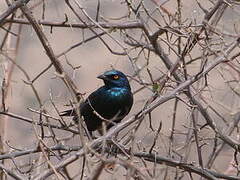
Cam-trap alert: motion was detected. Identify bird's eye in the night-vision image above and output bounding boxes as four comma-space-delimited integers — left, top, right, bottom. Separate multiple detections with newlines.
113, 75, 119, 80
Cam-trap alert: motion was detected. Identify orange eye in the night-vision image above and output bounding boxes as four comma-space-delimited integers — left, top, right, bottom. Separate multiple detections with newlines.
113, 75, 119, 80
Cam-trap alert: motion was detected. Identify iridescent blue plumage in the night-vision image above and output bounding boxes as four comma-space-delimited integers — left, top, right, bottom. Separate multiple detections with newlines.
61, 70, 133, 133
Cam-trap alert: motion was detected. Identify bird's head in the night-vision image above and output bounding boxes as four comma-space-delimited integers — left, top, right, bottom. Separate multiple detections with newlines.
97, 70, 131, 89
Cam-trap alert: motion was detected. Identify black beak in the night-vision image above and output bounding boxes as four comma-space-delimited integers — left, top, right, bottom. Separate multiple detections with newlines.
97, 74, 107, 80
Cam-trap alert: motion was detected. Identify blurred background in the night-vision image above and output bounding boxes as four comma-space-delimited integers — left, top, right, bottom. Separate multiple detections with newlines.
1, 0, 240, 179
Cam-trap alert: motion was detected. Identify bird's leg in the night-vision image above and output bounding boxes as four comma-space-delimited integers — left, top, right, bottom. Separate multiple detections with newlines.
97, 127, 104, 136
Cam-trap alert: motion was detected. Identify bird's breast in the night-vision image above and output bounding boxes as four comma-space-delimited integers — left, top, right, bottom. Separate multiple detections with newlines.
105, 87, 132, 102
81, 86, 133, 128
108, 88, 128, 97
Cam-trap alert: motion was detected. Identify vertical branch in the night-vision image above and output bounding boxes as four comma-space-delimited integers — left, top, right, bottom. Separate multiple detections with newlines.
0, 23, 22, 180
0, 29, 10, 180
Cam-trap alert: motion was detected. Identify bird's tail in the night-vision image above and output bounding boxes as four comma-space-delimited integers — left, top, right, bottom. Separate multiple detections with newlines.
60, 109, 76, 117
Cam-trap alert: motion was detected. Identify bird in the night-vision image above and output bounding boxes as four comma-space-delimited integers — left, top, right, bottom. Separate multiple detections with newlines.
60, 70, 133, 134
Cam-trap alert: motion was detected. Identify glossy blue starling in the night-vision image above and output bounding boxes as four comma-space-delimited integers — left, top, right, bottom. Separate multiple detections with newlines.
60, 70, 133, 133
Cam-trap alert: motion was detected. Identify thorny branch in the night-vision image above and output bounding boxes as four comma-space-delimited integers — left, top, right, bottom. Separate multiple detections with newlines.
0, 0, 240, 179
